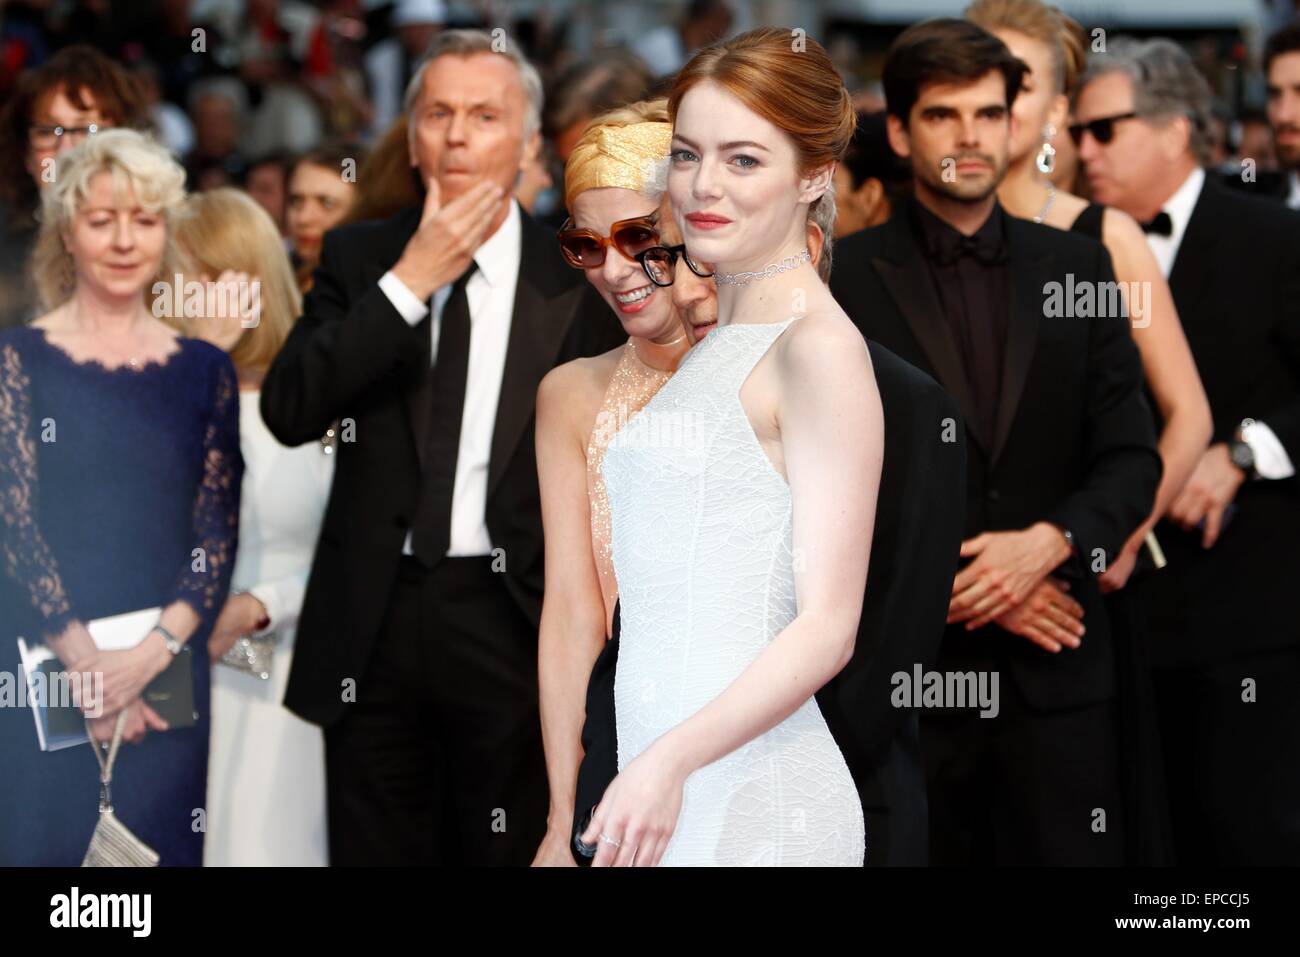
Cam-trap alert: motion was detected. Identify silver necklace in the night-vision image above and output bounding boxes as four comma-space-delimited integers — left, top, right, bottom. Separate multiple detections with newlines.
714, 248, 811, 286
1033, 182, 1056, 224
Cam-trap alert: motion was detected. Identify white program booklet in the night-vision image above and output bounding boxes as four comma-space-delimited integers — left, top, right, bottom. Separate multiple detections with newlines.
16, 607, 162, 752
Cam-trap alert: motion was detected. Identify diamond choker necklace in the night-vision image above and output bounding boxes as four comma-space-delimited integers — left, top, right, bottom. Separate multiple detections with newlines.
714, 248, 811, 286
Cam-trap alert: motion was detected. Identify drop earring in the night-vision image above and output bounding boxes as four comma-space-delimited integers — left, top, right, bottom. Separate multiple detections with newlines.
1036, 124, 1057, 175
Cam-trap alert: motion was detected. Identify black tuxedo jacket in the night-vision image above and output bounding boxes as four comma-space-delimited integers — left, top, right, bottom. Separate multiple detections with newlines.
1219, 168, 1292, 205
261, 204, 623, 727
830, 207, 1162, 711
572, 340, 967, 866
1144, 176, 1300, 666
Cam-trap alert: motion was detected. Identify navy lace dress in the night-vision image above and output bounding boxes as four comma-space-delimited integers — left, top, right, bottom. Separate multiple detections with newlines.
0, 325, 241, 866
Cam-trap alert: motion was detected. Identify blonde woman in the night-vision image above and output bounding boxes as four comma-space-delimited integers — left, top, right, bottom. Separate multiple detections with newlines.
532, 99, 690, 866
172, 188, 335, 866
0, 129, 241, 866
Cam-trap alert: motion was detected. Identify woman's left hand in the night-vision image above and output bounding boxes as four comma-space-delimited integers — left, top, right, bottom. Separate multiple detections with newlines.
76, 642, 169, 717
580, 741, 688, 867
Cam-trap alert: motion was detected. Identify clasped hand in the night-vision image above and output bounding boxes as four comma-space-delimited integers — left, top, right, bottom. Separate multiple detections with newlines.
948, 523, 1078, 648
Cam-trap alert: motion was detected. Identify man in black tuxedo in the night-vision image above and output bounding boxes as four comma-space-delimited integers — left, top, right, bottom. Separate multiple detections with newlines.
261, 30, 622, 865
1075, 36, 1300, 864
830, 20, 1162, 865
569, 225, 968, 867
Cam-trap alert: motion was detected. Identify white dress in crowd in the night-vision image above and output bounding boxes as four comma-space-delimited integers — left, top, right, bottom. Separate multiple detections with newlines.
204, 389, 335, 866
602, 317, 866, 866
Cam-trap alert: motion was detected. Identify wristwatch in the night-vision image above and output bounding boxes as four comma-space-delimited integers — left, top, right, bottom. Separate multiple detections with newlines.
153, 623, 182, 656
1229, 419, 1259, 480
1050, 523, 1075, 555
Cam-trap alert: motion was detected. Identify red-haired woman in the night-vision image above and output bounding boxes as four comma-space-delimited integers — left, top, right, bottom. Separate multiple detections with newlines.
580, 28, 882, 866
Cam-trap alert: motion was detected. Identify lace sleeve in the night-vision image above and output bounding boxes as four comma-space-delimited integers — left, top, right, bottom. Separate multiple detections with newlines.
172, 353, 242, 629
0, 342, 77, 638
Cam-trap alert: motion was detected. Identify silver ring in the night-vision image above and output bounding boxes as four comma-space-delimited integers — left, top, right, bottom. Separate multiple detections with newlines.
599, 832, 622, 848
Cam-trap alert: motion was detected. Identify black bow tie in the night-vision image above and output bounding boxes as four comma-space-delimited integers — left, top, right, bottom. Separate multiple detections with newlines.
930, 230, 1008, 267
1139, 211, 1173, 236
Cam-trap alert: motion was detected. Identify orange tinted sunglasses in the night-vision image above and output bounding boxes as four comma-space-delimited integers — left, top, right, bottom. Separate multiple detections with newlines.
557, 214, 661, 269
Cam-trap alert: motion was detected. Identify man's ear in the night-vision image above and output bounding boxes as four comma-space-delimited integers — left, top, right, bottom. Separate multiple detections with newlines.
1162, 115, 1192, 162
520, 127, 542, 173
886, 113, 912, 159
856, 177, 884, 220
799, 161, 834, 204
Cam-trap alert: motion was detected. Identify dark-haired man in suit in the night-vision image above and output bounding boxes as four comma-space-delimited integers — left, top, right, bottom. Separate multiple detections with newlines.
831, 19, 1162, 865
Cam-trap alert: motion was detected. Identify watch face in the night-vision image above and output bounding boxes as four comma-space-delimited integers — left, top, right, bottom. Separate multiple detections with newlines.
1230, 442, 1254, 470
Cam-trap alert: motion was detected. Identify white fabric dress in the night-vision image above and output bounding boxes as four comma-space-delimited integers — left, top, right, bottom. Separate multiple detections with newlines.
204, 389, 334, 866
602, 318, 866, 866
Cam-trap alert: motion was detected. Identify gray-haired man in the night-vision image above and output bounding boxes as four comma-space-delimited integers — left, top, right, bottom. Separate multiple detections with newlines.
262, 30, 622, 865
1074, 36, 1300, 865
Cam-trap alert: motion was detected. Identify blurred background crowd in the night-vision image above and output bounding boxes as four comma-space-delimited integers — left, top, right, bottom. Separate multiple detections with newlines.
2, 0, 1300, 869
2, 0, 1299, 329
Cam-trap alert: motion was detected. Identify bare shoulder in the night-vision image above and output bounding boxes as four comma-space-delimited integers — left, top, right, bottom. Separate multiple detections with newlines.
777, 307, 872, 377
1098, 206, 1150, 258
537, 343, 626, 436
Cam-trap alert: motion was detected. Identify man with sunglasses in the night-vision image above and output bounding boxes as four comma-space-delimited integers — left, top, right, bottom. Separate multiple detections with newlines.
1074, 37, 1300, 866
261, 30, 621, 866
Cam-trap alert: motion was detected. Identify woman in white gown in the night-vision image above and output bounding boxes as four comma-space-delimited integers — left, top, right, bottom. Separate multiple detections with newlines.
174, 189, 335, 865
581, 28, 884, 866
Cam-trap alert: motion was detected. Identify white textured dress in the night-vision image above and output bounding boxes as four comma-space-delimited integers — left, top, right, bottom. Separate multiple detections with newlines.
602, 318, 865, 866
204, 389, 335, 866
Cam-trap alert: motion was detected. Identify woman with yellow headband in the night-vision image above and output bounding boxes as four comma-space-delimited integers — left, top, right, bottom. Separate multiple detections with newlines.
531, 99, 691, 866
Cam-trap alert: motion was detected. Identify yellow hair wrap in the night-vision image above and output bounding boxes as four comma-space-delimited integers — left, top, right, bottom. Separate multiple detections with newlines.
564, 121, 673, 211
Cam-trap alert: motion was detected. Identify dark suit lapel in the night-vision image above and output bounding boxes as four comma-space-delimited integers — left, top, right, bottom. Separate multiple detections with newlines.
993, 218, 1046, 466
1168, 176, 1222, 310
360, 206, 433, 473
870, 216, 988, 452
487, 212, 578, 498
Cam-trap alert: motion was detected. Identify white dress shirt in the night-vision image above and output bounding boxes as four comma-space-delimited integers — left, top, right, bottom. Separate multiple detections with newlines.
1288, 171, 1300, 211
1143, 166, 1295, 480
378, 199, 522, 556
1144, 165, 1205, 281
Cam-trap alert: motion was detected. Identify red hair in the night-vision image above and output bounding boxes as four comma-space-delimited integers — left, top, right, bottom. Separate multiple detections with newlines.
668, 27, 855, 181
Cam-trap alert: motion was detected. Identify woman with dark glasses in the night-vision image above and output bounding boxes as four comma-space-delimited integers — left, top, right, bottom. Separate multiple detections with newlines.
531, 99, 690, 866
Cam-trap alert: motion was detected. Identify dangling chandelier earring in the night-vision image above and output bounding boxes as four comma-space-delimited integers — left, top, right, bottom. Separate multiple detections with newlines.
1036, 124, 1057, 175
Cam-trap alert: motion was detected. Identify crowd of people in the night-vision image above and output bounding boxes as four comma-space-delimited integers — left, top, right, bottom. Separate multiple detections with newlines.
1, 0, 1299, 867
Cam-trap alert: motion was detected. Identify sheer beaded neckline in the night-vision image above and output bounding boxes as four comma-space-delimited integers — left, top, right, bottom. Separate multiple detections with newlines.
28, 324, 185, 374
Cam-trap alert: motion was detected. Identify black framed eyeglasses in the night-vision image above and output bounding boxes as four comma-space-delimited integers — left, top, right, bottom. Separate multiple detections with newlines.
636, 243, 714, 287
1067, 112, 1139, 147
28, 123, 100, 150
